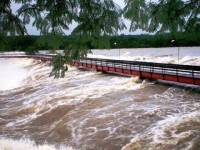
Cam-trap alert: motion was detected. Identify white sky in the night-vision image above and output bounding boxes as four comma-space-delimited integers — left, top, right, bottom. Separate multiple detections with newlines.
11, 0, 148, 35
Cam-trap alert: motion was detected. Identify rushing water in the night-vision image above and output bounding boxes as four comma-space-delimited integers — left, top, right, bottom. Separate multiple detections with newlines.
0, 47, 200, 150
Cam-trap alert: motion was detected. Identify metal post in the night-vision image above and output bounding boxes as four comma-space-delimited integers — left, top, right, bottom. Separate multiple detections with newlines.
178, 47, 180, 64
119, 48, 120, 60
114, 42, 120, 60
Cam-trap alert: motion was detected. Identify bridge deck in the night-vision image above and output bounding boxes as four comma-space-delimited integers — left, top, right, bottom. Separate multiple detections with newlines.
1, 55, 200, 86
0, 54, 54, 61
74, 58, 200, 86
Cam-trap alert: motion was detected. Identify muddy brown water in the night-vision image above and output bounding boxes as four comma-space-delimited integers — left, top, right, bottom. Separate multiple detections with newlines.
0, 48, 200, 150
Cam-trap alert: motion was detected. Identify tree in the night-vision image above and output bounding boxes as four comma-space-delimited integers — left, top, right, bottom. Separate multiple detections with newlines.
0, 0, 27, 35
0, 0, 125, 77
1, 0, 199, 77
124, 0, 200, 35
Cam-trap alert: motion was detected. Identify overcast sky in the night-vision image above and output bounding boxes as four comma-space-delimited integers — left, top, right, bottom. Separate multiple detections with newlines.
11, 0, 148, 35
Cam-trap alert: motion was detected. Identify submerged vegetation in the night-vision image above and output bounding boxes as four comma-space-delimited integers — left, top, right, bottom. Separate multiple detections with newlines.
0, 0, 199, 77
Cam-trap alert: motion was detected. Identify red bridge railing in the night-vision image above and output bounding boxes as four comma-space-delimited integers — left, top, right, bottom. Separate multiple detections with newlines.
1, 54, 200, 85
74, 58, 200, 86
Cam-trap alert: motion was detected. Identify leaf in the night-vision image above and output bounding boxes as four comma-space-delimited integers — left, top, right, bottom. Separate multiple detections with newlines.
49, 54, 65, 78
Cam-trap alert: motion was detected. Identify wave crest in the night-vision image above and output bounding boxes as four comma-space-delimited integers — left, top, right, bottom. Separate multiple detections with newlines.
0, 138, 73, 150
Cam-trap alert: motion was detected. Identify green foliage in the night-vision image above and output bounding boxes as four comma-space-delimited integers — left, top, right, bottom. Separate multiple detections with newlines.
4, 36, 37, 51
109, 32, 200, 48
124, 0, 200, 35
7, 0, 125, 78
16, 0, 74, 35
1, 0, 199, 78
2, 32, 200, 51
73, 0, 126, 36
36, 34, 66, 50
25, 46, 38, 55
0, 34, 7, 51
49, 54, 65, 78
124, 0, 148, 31
0, 0, 27, 35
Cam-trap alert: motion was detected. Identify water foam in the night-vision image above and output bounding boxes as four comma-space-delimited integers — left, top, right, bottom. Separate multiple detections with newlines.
122, 110, 200, 150
88, 47, 200, 65
0, 59, 33, 91
0, 138, 73, 150
1, 59, 143, 129
150, 111, 200, 144
1, 48, 200, 149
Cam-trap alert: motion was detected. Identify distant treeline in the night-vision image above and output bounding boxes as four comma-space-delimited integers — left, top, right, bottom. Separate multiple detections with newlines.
1, 32, 200, 53
110, 32, 200, 48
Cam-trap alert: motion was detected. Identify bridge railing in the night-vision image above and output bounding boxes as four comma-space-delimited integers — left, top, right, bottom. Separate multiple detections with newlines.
1, 53, 200, 79
0, 53, 55, 61
74, 58, 200, 79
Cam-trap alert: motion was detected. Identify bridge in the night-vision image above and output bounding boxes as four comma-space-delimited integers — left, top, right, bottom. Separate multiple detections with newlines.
0, 54, 54, 62
0, 54, 200, 86
74, 58, 200, 86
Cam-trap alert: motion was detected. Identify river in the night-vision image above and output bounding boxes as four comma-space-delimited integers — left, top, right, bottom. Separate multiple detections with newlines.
0, 47, 200, 150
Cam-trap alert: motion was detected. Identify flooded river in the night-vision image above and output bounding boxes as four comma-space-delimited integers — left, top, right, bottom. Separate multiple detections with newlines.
0, 47, 200, 150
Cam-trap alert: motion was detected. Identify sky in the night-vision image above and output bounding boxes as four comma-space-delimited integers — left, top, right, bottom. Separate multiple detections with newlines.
11, 0, 148, 35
